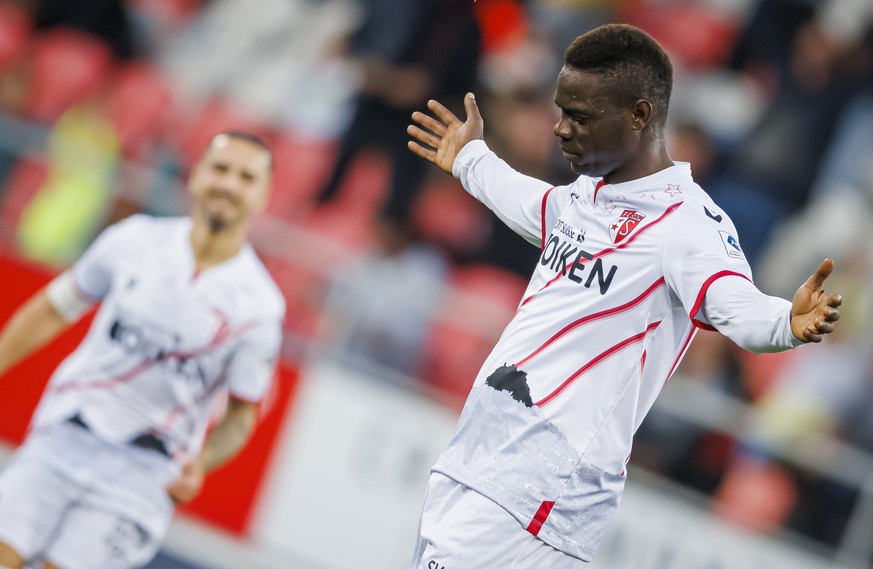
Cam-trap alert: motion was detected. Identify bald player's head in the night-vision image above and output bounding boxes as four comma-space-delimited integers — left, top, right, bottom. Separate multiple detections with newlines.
189, 131, 273, 233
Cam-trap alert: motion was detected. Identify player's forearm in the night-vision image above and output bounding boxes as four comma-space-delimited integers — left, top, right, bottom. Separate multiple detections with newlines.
197, 398, 257, 473
0, 291, 70, 377
703, 276, 803, 353
453, 140, 552, 245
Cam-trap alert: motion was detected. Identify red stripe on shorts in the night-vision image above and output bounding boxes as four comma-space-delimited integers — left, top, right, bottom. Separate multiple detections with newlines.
526, 500, 556, 536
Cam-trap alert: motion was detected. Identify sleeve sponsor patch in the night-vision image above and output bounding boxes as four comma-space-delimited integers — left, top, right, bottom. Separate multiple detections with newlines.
718, 230, 744, 259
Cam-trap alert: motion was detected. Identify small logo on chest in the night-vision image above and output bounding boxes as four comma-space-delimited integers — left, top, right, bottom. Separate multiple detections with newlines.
609, 209, 646, 244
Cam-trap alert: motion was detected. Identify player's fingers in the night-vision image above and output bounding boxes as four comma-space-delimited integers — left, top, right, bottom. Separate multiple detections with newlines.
804, 328, 823, 343
824, 306, 840, 322
407, 124, 442, 150
815, 321, 835, 334
805, 258, 834, 290
463, 92, 483, 126
411, 111, 447, 136
828, 294, 843, 308
407, 140, 436, 163
427, 99, 461, 126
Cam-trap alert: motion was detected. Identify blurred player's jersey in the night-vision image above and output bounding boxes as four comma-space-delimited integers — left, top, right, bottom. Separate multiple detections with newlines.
31, 215, 285, 465
435, 141, 752, 561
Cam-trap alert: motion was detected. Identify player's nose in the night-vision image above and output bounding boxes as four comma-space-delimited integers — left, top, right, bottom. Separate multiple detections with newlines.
554, 117, 572, 140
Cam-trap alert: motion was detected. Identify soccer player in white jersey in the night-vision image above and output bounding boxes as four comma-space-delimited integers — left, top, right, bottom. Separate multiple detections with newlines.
0, 131, 285, 569
406, 24, 843, 568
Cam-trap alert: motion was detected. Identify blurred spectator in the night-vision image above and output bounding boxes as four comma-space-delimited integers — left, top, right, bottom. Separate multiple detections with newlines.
159, 0, 360, 127
708, 0, 873, 266
15, 95, 119, 265
319, 224, 449, 376
32, 0, 138, 59
316, 0, 482, 230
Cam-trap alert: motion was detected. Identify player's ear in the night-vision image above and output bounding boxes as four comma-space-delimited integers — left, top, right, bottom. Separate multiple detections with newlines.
630, 99, 653, 131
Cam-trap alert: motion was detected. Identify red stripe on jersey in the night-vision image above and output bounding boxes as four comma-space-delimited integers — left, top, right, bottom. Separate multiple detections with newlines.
689, 270, 751, 322
515, 277, 666, 368
535, 321, 662, 407
540, 187, 556, 250
48, 320, 259, 396
49, 360, 155, 395
663, 327, 696, 387
593, 180, 606, 204
521, 202, 683, 307
526, 500, 556, 536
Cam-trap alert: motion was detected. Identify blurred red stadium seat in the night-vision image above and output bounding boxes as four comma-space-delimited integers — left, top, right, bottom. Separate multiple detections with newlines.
0, 2, 30, 73
107, 63, 173, 159
411, 181, 490, 253
619, 0, 739, 70
23, 28, 113, 123
330, 150, 390, 220
712, 458, 797, 533
418, 264, 526, 404
267, 135, 336, 220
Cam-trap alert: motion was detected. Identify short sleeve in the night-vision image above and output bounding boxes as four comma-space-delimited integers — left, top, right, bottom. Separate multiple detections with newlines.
226, 319, 283, 402
71, 216, 142, 301
662, 201, 754, 326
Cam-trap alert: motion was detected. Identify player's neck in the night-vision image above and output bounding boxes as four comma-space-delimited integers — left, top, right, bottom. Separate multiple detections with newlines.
189, 219, 247, 270
603, 145, 674, 185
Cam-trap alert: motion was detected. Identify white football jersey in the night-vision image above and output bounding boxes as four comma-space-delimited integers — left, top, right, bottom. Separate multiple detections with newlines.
434, 141, 754, 561
32, 215, 285, 465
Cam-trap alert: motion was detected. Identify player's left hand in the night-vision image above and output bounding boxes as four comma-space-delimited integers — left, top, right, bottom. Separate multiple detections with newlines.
166, 458, 205, 504
790, 258, 842, 343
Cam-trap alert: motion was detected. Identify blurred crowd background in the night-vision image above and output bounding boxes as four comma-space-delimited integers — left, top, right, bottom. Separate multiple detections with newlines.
0, 0, 872, 565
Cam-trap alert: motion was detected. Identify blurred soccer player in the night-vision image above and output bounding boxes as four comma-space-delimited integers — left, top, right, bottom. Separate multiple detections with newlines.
0, 132, 284, 569
407, 24, 842, 567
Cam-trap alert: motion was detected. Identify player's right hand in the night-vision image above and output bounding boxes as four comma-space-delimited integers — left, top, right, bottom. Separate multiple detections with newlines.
166, 458, 205, 504
407, 92, 484, 175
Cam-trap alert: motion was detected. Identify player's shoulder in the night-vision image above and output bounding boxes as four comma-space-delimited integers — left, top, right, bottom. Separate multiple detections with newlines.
550, 177, 596, 207
672, 192, 735, 233
235, 247, 286, 318
106, 214, 187, 240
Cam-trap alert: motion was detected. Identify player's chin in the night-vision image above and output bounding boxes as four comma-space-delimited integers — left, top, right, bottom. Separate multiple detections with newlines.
569, 160, 596, 177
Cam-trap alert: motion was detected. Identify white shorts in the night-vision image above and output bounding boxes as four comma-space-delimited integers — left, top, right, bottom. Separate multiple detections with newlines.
411, 473, 588, 569
0, 422, 176, 569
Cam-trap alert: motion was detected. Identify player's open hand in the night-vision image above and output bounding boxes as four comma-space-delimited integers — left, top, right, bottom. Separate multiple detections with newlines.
790, 258, 842, 343
407, 93, 484, 175
167, 458, 206, 504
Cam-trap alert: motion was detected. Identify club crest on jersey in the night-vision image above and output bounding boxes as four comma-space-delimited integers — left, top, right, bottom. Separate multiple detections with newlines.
609, 209, 646, 244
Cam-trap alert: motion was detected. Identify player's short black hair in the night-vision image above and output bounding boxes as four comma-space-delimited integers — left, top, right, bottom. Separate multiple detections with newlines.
564, 24, 673, 125
210, 130, 273, 171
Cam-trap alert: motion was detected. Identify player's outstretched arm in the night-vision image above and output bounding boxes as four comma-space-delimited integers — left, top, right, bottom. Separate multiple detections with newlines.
166, 396, 258, 503
407, 92, 484, 174
790, 258, 842, 343
0, 290, 71, 378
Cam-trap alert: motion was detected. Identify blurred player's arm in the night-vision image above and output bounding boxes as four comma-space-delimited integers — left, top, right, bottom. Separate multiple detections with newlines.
167, 317, 281, 503
0, 272, 92, 377
703, 259, 842, 353
198, 396, 258, 472
167, 396, 257, 504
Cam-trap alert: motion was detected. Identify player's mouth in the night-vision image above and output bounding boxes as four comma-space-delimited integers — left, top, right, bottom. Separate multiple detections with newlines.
206, 190, 240, 206
560, 145, 581, 159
